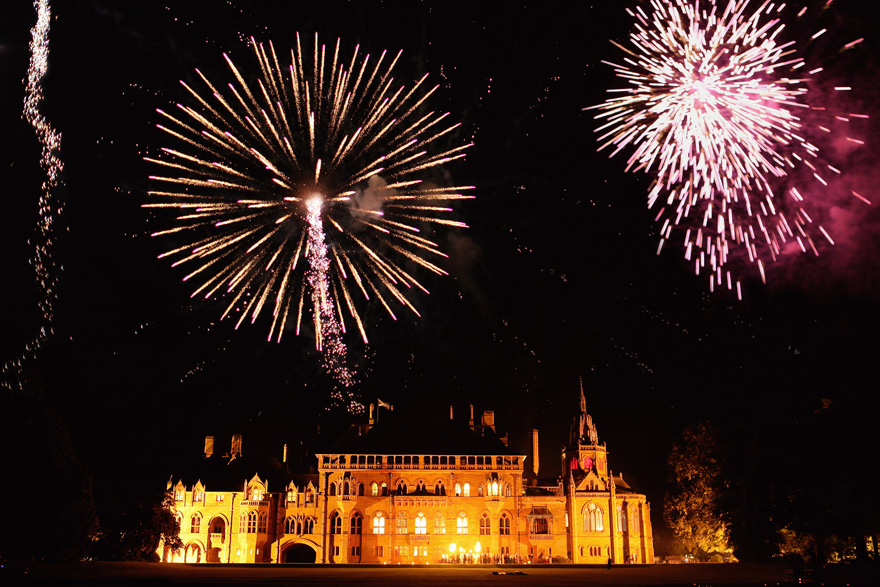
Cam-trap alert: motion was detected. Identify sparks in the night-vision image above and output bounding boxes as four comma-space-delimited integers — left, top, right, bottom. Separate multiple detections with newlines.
145, 34, 473, 345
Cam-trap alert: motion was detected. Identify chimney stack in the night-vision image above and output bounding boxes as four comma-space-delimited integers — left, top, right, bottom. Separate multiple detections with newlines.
481, 410, 496, 432
469, 404, 474, 430
450, 405, 454, 420
231, 433, 242, 457
282, 443, 288, 463
204, 435, 214, 458
532, 429, 540, 478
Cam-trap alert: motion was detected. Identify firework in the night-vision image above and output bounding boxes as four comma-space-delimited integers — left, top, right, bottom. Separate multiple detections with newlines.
3, 0, 64, 389
145, 34, 473, 344
590, 0, 864, 294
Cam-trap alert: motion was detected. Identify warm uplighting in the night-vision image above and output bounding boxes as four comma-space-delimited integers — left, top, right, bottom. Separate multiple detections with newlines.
449, 542, 456, 554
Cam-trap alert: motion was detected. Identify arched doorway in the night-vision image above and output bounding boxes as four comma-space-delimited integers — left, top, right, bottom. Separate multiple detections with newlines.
184, 542, 202, 563
282, 542, 317, 563
206, 516, 227, 562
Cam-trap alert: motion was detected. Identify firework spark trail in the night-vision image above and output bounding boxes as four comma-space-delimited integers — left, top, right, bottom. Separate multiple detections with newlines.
589, 0, 866, 295
306, 195, 359, 405
2, 0, 64, 389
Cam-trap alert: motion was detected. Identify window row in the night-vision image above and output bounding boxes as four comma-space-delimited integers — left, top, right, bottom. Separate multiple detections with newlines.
238, 510, 268, 534
369, 511, 513, 535
323, 455, 520, 467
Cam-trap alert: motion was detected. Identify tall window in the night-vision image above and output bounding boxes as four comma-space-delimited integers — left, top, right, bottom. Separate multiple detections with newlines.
585, 503, 604, 532
287, 489, 296, 504
490, 481, 499, 496
454, 483, 462, 496
457, 512, 468, 535
396, 512, 408, 534
531, 517, 549, 534
251, 487, 263, 501
618, 506, 627, 533
330, 512, 342, 534
247, 511, 257, 534
435, 482, 445, 496
415, 512, 427, 535
190, 514, 201, 534
434, 513, 446, 535
285, 516, 295, 534
351, 512, 363, 535
258, 512, 268, 533
239, 512, 247, 533
499, 513, 511, 535
396, 481, 407, 495
371, 482, 379, 496
463, 483, 471, 497
381, 482, 388, 496
305, 517, 315, 534
479, 513, 490, 535
372, 512, 385, 535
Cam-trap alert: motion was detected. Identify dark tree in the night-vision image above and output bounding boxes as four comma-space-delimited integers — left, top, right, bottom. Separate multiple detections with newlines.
97, 490, 182, 561
0, 386, 98, 561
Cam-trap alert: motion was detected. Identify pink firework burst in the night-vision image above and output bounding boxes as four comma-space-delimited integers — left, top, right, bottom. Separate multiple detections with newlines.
590, 0, 866, 296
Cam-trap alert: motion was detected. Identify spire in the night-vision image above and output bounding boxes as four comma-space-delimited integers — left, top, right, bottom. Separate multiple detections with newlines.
576, 377, 599, 445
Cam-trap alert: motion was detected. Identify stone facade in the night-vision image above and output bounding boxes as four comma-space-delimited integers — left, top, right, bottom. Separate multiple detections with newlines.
159, 389, 654, 564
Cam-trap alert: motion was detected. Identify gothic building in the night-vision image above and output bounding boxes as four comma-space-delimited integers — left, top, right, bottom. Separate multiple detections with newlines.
159, 386, 654, 564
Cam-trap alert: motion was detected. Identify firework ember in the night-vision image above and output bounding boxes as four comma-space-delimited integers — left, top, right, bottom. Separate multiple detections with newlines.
590, 0, 865, 294
145, 34, 473, 343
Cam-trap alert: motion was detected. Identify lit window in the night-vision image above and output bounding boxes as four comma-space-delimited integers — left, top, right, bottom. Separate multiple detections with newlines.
381, 482, 388, 496
434, 513, 446, 534
479, 513, 490, 535
585, 502, 604, 532
463, 483, 471, 497
371, 482, 379, 496
457, 512, 468, 535
251, 487, 263, 501
490, 481, 499, 496
216, 494, 224, 502
190, 514, 201, 534
396, 512, 408, 534
372, 512, 385, 535
618, 505, 626, 532
415, 512, 427, 535
194, 491, 203, 502
287, 489, 296, 504
175, 490, 184, 501
454, 483, 462, 496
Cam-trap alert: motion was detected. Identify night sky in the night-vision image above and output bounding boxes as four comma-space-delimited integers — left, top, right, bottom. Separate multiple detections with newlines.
2, 0, 880, 547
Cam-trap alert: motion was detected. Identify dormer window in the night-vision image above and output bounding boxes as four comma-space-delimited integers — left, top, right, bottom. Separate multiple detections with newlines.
251, 488, 263, 501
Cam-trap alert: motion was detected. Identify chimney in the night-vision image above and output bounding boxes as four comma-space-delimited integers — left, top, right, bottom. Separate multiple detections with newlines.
481, 411, 495, 432
369, 403, 375, 428
532, 429, 540, 478
282, 443, 288, 463
204, 435, 214, 458
469, 404, 474, 430
450, 405, 454, 420
231, 433, 242, 457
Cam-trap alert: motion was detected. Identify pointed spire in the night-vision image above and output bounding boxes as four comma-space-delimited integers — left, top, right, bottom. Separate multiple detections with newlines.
579, 376, 587, 414
576, 377, 599, 445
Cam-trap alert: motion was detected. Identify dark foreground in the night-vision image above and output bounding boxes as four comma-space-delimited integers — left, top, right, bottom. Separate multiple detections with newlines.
3, 561, 878, 587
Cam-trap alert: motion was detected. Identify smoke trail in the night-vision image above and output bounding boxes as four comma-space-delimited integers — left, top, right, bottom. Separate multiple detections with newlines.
2, 0, 65, 389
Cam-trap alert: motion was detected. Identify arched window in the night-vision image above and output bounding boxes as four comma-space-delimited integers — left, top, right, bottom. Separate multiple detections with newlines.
415, 512, 427, 535
396, 481, 407, 495
454, 483, 462, 497
284, 516, 295, 534
343, 481, 350, 495
287, 488, 297, 504
305, 517, 315, 534
490, 481, 499, 496
372, 512, 385, 535
247, 511, 258, 534
258, 512, 268, 533
435, 482, 444, 496
330, 512, 342, 535
618, 505, 627, 532
499, 513, 511, 535
504, 483, 512, 497
479, 513, 490, 535
457, 512, 468, 535
381, 482, 389, 496
351, 512, 363, 535
329, 483, 337, 496
463, 483, 471, 497
190, 513, 201, 534
358, 483, 365, 496
434, 513, 446, 534
584, 502, 604, 532
371, 482, 379, 496
296, 517, 303, 535
396, 512, 408, 534
238, 512, 246, 533
478, 483, 484, 497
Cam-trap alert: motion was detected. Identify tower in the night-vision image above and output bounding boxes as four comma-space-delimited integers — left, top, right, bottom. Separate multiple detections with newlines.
565, 378, 608, 479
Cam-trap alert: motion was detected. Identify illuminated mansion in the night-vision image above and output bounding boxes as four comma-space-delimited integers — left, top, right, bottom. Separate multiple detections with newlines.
159, 388, 654, 564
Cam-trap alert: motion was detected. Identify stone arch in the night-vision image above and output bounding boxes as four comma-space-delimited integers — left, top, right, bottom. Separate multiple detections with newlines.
281, 540, 318, 563
184, 540, 204, 563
